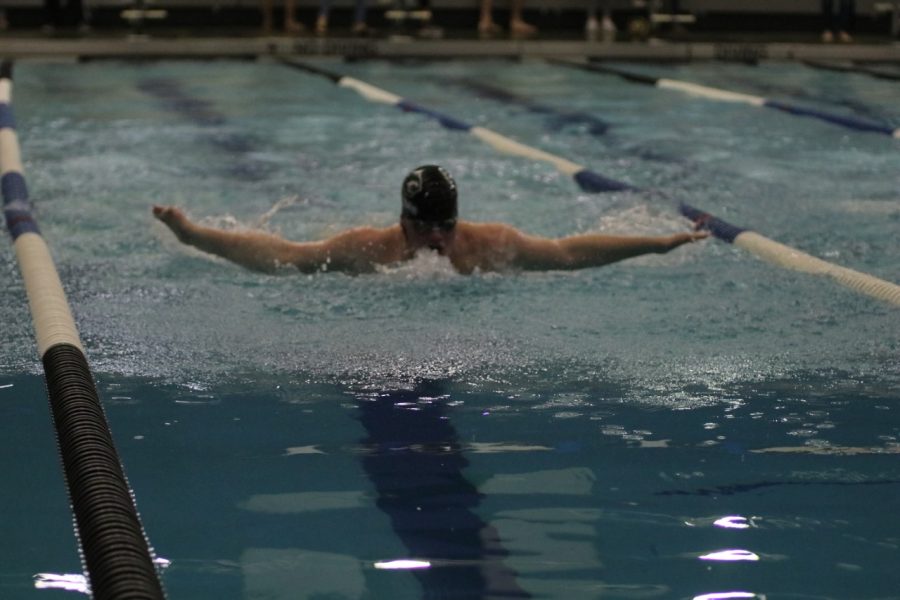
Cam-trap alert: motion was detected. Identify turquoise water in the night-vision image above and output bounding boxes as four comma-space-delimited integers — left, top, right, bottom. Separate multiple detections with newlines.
0, 58, 898, 599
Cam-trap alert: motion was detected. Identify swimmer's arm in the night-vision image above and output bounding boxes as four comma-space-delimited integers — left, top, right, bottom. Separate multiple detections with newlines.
508, 228, 708, 270
154, 205, 334, 272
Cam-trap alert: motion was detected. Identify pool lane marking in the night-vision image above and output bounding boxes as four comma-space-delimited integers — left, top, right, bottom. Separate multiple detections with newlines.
443, 77, 611, 135
279, 58, 633, 193
0, 61, 167, 600
357, 389, 530, 599
804, 60, 900, 82
136, 77, 270, 181
553, 59, 900, 139
680, 203, 900, 308
442, 77, 689, 166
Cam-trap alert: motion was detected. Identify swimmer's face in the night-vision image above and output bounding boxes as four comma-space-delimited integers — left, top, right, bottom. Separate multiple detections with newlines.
402, 217, 457, 254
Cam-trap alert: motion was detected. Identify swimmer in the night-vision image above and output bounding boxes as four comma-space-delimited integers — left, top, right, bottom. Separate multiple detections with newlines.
152, 165, 707, 275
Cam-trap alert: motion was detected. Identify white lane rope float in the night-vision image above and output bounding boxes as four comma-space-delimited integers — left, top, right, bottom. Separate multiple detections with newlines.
279, 59, 634, 193
0, 60, 167, 599
680, 203, 900, 307
553, 59, 900, 139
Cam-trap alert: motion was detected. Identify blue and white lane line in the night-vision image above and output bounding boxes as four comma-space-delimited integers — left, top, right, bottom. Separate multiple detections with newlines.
279, 59, 633, 193
1, 61, 167, 600
0, 69, 82, 354
555, 59, 900, 139
680, 203, 900, 307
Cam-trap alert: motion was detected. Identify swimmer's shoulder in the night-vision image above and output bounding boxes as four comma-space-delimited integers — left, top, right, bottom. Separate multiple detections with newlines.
457, 220, 519, 233
457, 220, 524, 243
329, 223, 402, 245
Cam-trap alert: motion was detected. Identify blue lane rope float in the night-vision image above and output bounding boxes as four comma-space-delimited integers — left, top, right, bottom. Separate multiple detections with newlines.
0, 60, 167, 600
279, 59, 633, 193
680, 203, 900, 307
553, 59, 900, 139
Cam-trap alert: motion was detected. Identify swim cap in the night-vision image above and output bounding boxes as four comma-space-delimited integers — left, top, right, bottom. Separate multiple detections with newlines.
401, 165, 458, 224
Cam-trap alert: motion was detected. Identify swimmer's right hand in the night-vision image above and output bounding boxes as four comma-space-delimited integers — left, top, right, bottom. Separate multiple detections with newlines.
152, 204, 183, 222
152, 205, 191, 241
664, 231, 709, 252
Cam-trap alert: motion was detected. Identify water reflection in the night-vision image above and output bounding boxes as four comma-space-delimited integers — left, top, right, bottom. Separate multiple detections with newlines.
692, 593, 762, 600
33, 573, 89, 594
356, 380, 529, 599
698, 549, 760, 562
374, 559, 432, 570
713, 516, 752, 529
33, 558, 170, 594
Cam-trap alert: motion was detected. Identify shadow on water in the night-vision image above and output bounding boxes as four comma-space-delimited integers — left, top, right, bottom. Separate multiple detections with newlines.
355, 379, 530, 599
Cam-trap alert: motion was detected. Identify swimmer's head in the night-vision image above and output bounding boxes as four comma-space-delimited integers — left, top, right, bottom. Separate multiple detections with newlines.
401, 165, 457, 229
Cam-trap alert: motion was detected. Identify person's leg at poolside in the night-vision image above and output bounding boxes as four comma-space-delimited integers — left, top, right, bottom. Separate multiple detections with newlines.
316, 0, 330, 34
837, 0, 854, 42
284, 0, 303, 33
509, 0, 536, 36
352, 0, 370, 35
478, 0, 501, 36
821, 0, 836, 42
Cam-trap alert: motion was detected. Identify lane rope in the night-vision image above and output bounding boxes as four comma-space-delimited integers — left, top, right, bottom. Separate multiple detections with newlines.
680, 203, 900, 307
553, 59, 900, 139
0, 60, 167, 600
279, 58, 634, 193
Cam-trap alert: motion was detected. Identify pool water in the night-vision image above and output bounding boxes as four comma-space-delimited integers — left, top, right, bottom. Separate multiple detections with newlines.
0, 58, 898, 600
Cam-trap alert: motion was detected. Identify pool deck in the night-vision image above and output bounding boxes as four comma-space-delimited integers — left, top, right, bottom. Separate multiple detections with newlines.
1, 30, 900, 62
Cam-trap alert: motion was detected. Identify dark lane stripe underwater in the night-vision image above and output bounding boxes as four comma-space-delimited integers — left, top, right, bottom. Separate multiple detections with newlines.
137, 77, 272, 181
445, 78, 611, 136
357, 383, 530, 599
443, 76, 683, 164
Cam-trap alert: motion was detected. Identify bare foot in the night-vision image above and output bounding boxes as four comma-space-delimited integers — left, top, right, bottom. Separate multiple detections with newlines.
510, 19, 537, 38
352, 21, 373, 37
285, 19, 304, 35
478, 19, 502, 38
315, 15, 328, 36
